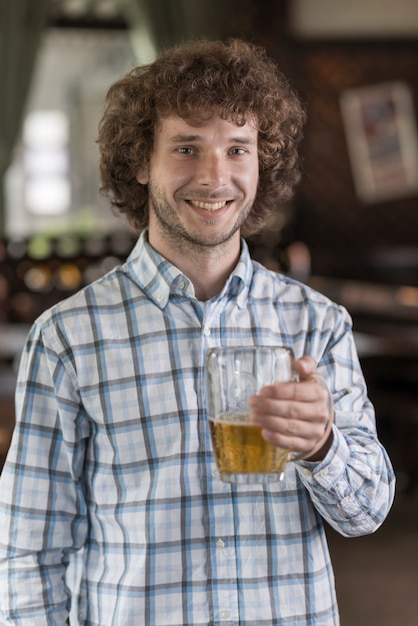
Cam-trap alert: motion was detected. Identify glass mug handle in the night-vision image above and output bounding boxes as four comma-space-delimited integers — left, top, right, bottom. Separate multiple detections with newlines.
260, 360, 334, 464
285, 371, 333, 463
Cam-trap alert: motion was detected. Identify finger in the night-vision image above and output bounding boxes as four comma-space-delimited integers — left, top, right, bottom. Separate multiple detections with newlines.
261, 421, 334, 460
260, 422, 324, 454
257, 380, 322, 404
251, 399, 327, 433
249, 389, 330, 433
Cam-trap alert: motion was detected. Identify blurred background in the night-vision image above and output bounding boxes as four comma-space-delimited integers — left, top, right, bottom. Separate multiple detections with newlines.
0, 1, 417, 623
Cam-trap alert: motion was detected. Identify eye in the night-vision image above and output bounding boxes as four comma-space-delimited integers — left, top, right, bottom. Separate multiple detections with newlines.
177, 146, 194, 155
230, 147, 247, 156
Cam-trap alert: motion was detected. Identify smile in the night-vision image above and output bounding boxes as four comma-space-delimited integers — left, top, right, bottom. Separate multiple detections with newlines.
188, 200, 228, 211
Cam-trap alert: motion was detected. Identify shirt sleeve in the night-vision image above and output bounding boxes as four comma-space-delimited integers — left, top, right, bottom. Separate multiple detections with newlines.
0, 318, 89, 624
295, 304, 396, 538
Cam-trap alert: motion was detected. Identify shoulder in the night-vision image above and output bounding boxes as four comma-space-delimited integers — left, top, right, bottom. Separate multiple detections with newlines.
29, 264, 136, 347
250, 260, 335, 303
249, 260, 352, 328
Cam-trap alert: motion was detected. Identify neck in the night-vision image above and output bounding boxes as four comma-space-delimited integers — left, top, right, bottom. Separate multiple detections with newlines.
182, 249, 239, 301
147, 231, 241, 301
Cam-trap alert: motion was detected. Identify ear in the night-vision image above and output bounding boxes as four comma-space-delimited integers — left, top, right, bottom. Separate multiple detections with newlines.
136, 168, 149, 185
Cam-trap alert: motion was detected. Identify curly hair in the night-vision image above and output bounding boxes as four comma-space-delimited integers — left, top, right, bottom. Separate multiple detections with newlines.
98, 38, 306, 236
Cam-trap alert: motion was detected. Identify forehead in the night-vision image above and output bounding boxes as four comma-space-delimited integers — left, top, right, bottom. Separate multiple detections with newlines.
154, 113, 258, 142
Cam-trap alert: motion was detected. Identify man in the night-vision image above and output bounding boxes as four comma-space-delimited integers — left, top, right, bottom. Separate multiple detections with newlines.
0, 39, 394, 625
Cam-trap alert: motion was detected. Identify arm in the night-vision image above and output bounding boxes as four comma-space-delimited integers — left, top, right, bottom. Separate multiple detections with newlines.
0, 320, 88, 624
249, 309, 396, 538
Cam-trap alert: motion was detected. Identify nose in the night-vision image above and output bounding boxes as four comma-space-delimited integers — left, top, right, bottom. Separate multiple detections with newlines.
195, 151, 227, 187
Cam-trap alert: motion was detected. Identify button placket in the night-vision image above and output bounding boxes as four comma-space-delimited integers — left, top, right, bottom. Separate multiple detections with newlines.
213, 533, 237, 620
201, 302, 237, 621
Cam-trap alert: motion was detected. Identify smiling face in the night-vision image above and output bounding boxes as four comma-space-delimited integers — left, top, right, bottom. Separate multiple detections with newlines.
137, 113, 259, 263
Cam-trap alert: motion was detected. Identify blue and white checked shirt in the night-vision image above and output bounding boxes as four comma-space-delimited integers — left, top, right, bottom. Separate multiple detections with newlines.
0, 232, 395, 625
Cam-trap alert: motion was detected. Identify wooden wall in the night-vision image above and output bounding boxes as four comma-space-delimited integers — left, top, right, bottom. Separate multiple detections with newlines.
291, 40, 418, 279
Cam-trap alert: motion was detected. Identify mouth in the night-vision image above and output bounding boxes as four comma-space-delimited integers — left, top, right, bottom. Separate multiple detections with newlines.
187, 199, 229, 211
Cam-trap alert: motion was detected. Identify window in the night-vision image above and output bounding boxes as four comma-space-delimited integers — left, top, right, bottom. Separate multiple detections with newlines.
5, 28, 136, 238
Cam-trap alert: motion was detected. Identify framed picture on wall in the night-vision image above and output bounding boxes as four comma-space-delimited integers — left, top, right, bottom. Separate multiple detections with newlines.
340, 81, 418, 203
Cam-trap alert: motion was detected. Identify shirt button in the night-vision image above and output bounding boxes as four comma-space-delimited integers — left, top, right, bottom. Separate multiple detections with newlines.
203, 326, 211, 336
220, 609, 231, 620
178, 280, 185, 290
155, 292, 164, 302
212, 468, 220, 478
216, 538, 225, 549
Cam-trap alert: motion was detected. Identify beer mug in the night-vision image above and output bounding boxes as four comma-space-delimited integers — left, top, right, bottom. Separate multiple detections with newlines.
205, 346, 300, 484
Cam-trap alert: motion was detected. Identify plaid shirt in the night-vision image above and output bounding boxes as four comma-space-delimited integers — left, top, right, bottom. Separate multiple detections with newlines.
0, 232, 395, 625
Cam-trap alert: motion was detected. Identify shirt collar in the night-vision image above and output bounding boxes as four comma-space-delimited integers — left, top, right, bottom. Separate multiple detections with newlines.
125, 230, 252, 309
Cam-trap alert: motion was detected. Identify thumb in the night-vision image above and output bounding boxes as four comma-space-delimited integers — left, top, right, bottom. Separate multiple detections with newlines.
293, 355, 316, 380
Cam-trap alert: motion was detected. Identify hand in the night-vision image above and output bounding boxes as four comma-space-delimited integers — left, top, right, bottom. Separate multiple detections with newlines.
248, 356, 334, 462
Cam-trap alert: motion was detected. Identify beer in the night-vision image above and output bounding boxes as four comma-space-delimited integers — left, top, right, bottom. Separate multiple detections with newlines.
209, 413, 290, 476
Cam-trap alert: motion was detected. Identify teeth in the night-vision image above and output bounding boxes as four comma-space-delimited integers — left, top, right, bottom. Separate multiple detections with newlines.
191, 200, 227, 211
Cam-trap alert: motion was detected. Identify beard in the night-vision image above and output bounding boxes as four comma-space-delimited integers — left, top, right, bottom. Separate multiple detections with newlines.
148, 179, 255, 254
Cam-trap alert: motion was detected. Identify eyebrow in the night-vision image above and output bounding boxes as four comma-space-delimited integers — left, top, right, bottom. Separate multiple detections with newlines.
168, 134, 257, 145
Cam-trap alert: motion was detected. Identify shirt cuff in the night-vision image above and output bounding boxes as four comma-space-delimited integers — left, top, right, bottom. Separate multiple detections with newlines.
295, 424, 350, 488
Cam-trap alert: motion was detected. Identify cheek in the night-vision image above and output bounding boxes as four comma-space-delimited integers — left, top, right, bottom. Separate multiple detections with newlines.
154, 158, 192, 186
240, 166, 259, 198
